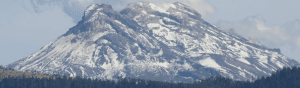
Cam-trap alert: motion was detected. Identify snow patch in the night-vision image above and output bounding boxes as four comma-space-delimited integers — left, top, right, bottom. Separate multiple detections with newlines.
225, 60, 238, 68
101, 62, 110, 70
239, 51, 250, 57
239, 71, 246, 78
115, 20, 125, 27
199, 57, 224, 71
237, 58, 251, 65
87, 13, 99, 22
99, 39, 110, 44
85, 4, 97, 15
183, 10, 195, 15
148, 3, 176, 14
86, 8, 107, 23
163, 17, 179, 24
149, 15, 155, 17
179, 29, 190, 33
93, 31, 109, 41
134, 43, 139, 46
148, 22, 177, 42
189, 51, 202, 57
176, 2, 184, 7
141, 10, 147, 14
134, 15, 141, 22
189, 21, 196, 26
139, 2, 143, 6
271, 57, 284, 68
155, 49, 163, 56
258, 55, 268, 63
259, 62, 269, 69
147, 23, 160, 29
254, 65, 267, 74
183, 60, 193, 70
154, 61, 169, 68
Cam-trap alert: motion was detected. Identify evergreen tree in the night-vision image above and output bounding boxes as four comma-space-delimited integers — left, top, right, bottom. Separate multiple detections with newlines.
2, 66, 300, 88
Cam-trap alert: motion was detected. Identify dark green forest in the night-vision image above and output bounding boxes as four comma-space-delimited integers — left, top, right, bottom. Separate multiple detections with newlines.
1, 65, 300, 88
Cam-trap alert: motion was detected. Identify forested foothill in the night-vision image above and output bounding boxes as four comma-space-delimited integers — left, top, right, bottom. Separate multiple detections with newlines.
1, 65, 300, 88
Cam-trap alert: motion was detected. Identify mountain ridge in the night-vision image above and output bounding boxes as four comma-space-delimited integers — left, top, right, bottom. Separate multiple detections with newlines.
6, 1, 300, 82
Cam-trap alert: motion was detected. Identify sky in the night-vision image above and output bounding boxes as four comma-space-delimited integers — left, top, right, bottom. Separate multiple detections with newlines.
0, 0, 299, 66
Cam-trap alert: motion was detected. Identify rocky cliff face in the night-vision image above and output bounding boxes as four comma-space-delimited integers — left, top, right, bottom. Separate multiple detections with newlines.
6, 2, 300, 82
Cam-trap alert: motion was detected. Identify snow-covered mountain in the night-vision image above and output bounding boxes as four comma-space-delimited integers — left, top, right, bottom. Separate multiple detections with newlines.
6, 1, 300, 82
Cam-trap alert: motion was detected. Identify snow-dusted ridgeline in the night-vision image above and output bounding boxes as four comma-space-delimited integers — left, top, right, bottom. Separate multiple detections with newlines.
6, 1, 300, 82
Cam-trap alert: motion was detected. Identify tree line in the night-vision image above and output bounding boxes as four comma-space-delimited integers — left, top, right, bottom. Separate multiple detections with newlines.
0, 66, 300, 88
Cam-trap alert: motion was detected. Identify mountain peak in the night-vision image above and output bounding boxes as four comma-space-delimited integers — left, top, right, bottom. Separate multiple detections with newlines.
6, 1, 300, 83
121, 2, 200, 18
83, 3, 113, 19
85, 3, 113, 12
122, 1, 176, 14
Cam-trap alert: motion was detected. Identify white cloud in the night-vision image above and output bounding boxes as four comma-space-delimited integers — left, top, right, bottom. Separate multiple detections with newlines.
282, 19, 300, 49
183, 0, 215, 17
34, 0, 215, 21
215, 20, 235, 30
295, 36, 300, 48
217, 15, 290, 45
216, 16, 300, 61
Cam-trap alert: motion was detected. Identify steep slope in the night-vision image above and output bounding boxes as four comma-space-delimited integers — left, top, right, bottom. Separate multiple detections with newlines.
6, 2, 300, 82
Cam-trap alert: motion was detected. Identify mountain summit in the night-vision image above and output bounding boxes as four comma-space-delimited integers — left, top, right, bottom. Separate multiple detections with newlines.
6, 2, 300, 82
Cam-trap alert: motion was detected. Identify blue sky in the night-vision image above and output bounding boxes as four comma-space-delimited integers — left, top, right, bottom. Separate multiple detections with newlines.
0, 0, 299, 66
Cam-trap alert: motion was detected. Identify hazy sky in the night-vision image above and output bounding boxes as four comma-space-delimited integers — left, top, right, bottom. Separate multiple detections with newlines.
0, 0, 299, 66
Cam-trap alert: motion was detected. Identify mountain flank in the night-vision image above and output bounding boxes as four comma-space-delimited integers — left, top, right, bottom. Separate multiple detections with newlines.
5, 1, 300, 82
